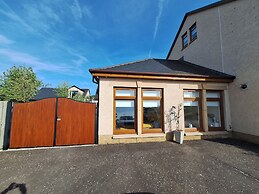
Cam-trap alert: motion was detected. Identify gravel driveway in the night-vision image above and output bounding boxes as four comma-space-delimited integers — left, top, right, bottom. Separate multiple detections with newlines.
0, 138, 259, 194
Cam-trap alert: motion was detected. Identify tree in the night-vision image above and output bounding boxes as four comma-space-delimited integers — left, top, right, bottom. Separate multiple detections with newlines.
54, 82, 69, 97
0, 66, 43, 102
72, 93, 86, 102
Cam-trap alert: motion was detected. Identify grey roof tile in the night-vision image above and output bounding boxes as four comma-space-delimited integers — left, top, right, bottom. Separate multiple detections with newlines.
89, 59, 235, 79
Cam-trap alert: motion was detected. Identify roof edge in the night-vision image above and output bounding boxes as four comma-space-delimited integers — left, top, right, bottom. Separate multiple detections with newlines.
90, 69, 235, 80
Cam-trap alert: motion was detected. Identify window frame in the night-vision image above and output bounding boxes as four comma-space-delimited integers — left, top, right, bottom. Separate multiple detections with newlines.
142, 88, 164, 134
181, 31, 188, 50
183, 90, 203, 132
189, 22, 197, 43
113, 88, 137, 135
206, 90, 225, 131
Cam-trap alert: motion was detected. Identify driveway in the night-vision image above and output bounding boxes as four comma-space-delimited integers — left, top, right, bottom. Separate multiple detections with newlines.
0, 139, 259, 194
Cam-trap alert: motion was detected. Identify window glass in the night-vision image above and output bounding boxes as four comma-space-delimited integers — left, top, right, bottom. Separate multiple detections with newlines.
143, 100, 161, 129
206, 92, 220, 98
190, 24, 197, 41
184, 91, 199, 98
184, 101, 200, 128
182, 33, 188, 48
207, 102, 221, 128
115, 100, 135, 130
71, 91, 78, 98
143, 90, 161, 97
116, 89, 135, 97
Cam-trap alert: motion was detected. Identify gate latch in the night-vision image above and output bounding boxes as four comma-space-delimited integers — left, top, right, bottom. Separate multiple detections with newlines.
57, 116, 61, 121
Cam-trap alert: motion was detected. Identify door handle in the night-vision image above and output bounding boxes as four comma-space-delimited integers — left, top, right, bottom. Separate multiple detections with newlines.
57, 116, 61, 121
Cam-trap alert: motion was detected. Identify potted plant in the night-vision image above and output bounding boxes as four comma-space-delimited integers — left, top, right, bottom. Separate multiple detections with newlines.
168, 104, 184, 144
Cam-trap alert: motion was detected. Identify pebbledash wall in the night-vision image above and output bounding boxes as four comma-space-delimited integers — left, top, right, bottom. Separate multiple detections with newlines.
98, 77, 232, 144
168, 0, 259, 143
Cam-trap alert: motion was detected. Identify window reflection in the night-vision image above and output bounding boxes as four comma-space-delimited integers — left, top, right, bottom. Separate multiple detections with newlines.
143, 100, 161, 129
115, 100, 135, 130
184, 101, 200, 128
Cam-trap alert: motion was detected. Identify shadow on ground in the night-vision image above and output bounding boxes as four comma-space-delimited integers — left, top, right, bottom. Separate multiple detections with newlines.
205, 138, 259, 156
0, 182, 27, 194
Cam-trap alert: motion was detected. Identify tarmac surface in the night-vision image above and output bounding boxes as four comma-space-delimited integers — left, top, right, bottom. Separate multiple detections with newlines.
0, 138, 259, 194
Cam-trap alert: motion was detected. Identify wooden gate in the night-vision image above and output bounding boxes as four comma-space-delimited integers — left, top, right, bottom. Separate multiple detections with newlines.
9, 98, 96, 148
55, 98, 95, 146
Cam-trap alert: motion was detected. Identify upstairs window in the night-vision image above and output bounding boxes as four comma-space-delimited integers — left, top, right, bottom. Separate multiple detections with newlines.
190, 23, 197, 42
182, 32, 188, 49
71, 91, 78, 98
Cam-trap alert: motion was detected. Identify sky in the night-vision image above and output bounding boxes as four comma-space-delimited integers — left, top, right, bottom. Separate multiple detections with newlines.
0, 0, 218, 95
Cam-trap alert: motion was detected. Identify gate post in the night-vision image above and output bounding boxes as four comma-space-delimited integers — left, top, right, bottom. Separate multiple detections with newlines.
0, 101, 13, 150
53, 97, 58, 146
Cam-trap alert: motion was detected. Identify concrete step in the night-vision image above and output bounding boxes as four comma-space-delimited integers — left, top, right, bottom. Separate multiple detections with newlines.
184, 131, 230, 140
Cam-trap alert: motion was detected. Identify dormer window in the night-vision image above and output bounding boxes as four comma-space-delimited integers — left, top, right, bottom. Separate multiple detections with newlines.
71, 91, 78, 98
182, 32, 188, 49
190, 23, 197, 42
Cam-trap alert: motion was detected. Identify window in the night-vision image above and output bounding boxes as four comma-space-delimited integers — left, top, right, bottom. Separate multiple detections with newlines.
114, 88, 136, 134
71, 91, 78, 98
182, 32, 188, 49
206, 91, 224, 131
184, 90, 202, 131
142, 89, 163, 133
190, 23, 197, 42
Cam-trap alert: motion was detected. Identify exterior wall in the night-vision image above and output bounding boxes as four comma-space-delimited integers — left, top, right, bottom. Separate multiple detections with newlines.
0, 101, 8, 150
68, 86, 84, 97
168, 0, 259, 137
98, 77, 230, 144
168, 7, 223, 72
0, 101, 11, 150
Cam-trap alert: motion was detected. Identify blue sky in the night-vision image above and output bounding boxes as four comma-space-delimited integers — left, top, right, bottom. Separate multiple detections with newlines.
0, 0, 218, 94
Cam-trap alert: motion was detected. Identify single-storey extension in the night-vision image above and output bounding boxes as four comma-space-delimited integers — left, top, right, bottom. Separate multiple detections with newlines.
89, 59, 235, 144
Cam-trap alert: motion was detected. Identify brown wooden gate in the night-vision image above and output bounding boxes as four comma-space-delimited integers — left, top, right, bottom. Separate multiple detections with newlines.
10, 98, 56, 148
55, 98, 95, 146
9, 98, 96, 148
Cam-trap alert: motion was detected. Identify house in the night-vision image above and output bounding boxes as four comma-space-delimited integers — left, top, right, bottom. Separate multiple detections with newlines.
33, 86, 90, 100
90, 59, 235, 144
68, 85, 90, 99
90, 0, 259, 145
166, 0, 259, 144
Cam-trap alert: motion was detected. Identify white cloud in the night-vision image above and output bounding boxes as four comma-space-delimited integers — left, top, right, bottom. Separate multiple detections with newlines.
0, 48, 74, 74
0, 1, 34, 32
153, 0, 165, 40
71, 0, 82, 21
0, 34, 13, 44
149, 0, 166, 57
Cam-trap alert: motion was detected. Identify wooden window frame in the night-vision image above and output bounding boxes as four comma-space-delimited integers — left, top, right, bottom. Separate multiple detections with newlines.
189, 22, 197, 43
181, 32, 188, 50
113, 88, 137, 135
183, 90, 203, 132
142, 88, 164, 134
206, 90, 225, 131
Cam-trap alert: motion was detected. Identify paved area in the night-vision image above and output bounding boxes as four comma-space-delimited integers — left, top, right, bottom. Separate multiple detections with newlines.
0, 138, 259, 194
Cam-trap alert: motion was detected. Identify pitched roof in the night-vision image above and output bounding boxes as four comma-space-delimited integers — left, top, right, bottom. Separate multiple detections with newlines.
166, 0, 237, 59
32, 88, 57, 100
89, 58, 235, 80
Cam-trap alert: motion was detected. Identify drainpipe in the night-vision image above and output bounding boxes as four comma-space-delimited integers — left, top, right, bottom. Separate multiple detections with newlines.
92, 76, 99, 144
